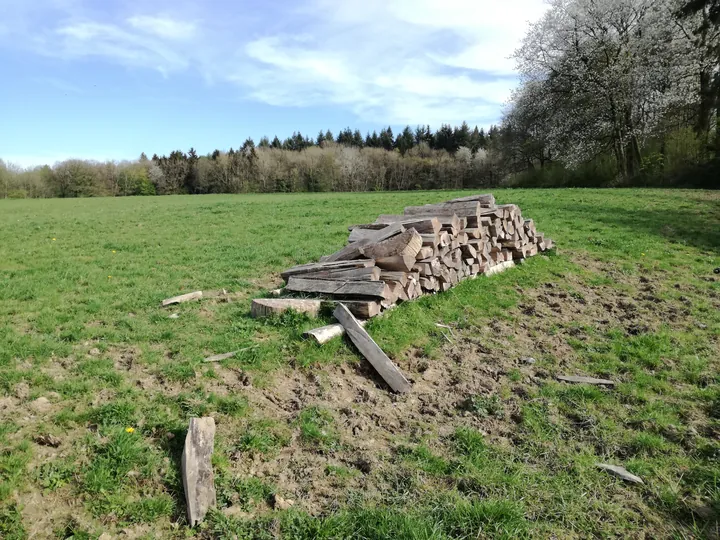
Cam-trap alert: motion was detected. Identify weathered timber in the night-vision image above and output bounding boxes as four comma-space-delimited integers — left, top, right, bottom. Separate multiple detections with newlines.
416, 246, 434, 259
251, 298, 322, 318
485, 260, 516, 277
360, 228, 423, 260
404, 201, 480, 218
420, 233, 440, 247
299, 266, 381, 281
373, 216, 442, 234
286, 278, 390, 299
182, 417, 216, 527
596, 464, 644, 484
281, 259, 374, 281
303, 320, 367, 344
447, 193, 496, 206
348, 223, 387, 232
379, 271, 409, 286
557, 375, 615, 386
325, 223, 404, 262
162, 291, 203, 307
374, 255, 416, 272
334, 304, 411, 393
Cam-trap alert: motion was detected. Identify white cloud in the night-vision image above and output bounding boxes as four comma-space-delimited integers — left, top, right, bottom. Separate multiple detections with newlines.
127, 15, 196, 40
1, 0, 549, 128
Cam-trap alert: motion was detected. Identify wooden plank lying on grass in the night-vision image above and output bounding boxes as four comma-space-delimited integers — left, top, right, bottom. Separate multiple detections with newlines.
304, 320, 365, 344
162, 291, 203, 307
251, 297, 381, 319
484, 260, 515, 277
557, 375, 615, 386
333, 303, 411, 393
251, 298, 323, 318
596, 463, 643, 484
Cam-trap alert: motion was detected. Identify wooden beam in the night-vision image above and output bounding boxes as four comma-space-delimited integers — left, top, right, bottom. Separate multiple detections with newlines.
162, 291, 203, 307
360, 228, 423, 260
325, 223, 404, 262
281, 259, 374, 281
251, 298, 322, 318
286, 277, 390, 299
374, 255, 416, 272
333, 304, 411, 393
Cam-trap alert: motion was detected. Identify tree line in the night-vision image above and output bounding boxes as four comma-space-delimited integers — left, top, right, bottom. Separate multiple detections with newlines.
0, 124, 500, 198
1, 0, 717, 199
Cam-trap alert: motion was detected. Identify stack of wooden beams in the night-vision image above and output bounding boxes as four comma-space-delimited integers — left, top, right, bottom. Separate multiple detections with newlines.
269, 193, 552, 319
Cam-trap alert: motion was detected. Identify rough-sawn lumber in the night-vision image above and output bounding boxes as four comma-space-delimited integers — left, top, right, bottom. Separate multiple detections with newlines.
333, 304, 411, 393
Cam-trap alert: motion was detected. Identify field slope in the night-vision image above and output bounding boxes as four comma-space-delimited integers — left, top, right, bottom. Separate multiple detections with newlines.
1, 189, 719, 538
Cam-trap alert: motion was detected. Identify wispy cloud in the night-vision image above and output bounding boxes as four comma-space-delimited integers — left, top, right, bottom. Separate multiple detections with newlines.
0, 0, 548, 127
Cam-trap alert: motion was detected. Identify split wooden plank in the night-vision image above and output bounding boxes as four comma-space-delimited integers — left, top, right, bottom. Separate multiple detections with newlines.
286, 277, 390, 299
596, 464, 644, 484
404, 201, 480, 218
557, 375, 615, 386
251, 298, 323, 318
484, 260, 516, 277
281, 259, 374, 281
373, 216, 442, 234
182, 417, 217, 527
360, 228, 423, 260
447, 193, 496, 206
304, 320, 366, 344
325, 222, 405, 262
334, 303, 411, 393
298, 266, 380, 281
375, 255, 416, 272
162, 291, 203, 307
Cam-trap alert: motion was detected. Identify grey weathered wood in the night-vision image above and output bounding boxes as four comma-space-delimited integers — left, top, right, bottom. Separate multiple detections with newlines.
281, 259, 374, 281
303, 320, 367, 344
162, 291, 203, 307
447, 193, 496, 205
557, 375, 615, 386
360, 228, 423, 260
251, 298, 323, 318
404, 201, 480, 218
484, 260, 515, 277
204, 351, 240, 362
286, 277, 389, 299
299, 266, 380, 281
333, 304, 411, 393
325, 223, 405, 262
379, 271, 409, 286
596, 463, 644, 484
373, 216, 442, 234
182, 417, 216, 527
374, 255, 416, 272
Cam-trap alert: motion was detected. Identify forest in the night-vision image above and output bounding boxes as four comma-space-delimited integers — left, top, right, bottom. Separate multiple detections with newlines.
1, 0, 718, 198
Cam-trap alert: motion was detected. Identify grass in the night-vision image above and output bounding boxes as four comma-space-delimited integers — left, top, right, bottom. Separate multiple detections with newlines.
0, 189, 719, 537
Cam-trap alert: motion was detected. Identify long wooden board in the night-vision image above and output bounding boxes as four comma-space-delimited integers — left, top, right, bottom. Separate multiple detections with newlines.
333, 304, 411, 393
286, 277, 390, 299
325, 223, 404, 262
360, 228, 423, 260
281, 259, 374, 281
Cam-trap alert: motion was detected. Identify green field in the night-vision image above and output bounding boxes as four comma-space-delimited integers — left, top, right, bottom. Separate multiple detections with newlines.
1, 189, 719, 538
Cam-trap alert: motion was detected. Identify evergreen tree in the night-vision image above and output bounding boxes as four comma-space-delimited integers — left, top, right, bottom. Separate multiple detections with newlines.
380, 126, 394, 151
316, 130, 326, 146
396, 126, 415, 155
353, 129, 364, 147
271, 136, 282, 149
258, 136, 270, 149
454, 121, 470, 151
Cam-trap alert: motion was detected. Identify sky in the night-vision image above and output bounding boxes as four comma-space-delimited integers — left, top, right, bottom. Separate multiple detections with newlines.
0, 0, 548, 167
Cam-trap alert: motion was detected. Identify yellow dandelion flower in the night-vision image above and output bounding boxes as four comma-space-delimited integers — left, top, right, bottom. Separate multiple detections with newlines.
125, 427, 135, 433
108, 275, 112, 279
52, 238, 56, 241
112, 250, 116, 253
641, 253, 646, 256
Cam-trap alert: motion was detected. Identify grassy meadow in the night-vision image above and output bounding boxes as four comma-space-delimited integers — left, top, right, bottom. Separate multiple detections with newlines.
0, 189, 719, 538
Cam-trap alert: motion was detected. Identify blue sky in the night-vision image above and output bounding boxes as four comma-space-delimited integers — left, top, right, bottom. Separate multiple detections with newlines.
0, 0, 547, 167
